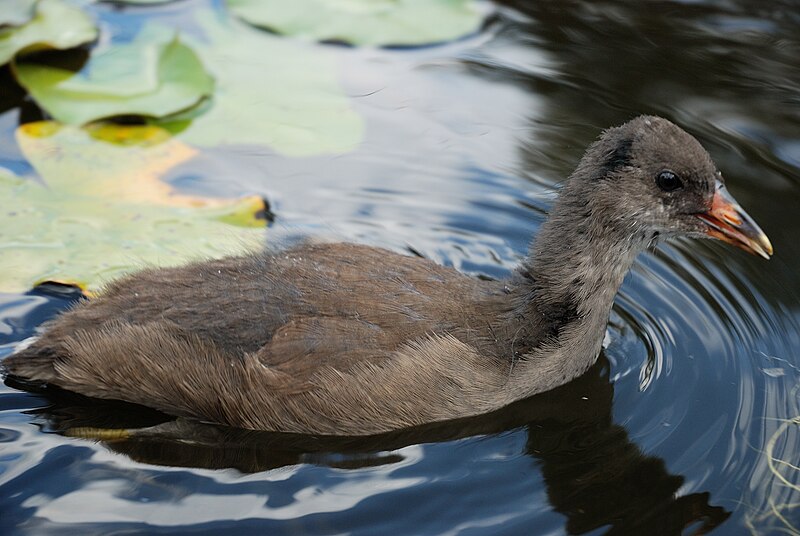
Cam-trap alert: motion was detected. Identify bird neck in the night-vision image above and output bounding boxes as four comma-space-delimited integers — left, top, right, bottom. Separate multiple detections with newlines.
503, 182, 647, 399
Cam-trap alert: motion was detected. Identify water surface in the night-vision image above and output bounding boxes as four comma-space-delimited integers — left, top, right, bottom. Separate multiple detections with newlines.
2, 1, 800, 534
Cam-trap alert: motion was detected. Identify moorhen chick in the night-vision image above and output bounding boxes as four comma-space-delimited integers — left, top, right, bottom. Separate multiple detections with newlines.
2, 116, 772, 435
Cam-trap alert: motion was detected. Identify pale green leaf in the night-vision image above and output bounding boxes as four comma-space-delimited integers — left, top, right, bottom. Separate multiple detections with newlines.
1, 0, 37, 28
226, 0, 485, 47
0, 0, 97, 66
100, 0, 179, 3
158, 11, 363, 157
0, 122, 266, 293
15, 33, 214, 125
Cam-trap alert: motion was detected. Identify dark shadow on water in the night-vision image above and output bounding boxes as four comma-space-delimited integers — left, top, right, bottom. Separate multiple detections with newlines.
10, 353, 730, 536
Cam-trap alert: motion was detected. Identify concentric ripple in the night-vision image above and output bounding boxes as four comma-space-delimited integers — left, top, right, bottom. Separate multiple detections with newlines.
609, 240, 800, 533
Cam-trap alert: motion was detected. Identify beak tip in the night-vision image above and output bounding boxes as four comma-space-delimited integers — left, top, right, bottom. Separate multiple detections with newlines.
754, 232, 773, 260
702, 180, 773, 261
760, 240, 774, 260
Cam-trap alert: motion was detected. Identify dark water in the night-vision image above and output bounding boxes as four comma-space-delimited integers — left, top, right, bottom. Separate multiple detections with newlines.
2, 1, 800, 534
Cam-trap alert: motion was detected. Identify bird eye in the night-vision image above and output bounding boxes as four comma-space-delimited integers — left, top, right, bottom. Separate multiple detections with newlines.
656, 170, 682, 192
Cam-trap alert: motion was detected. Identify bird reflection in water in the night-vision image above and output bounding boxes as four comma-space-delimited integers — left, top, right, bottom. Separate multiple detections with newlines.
13, 352, 729, 536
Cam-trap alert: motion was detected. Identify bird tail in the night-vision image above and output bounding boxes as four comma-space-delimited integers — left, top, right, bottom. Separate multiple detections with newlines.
3, 344, 61, 385
2, 322, 289, 430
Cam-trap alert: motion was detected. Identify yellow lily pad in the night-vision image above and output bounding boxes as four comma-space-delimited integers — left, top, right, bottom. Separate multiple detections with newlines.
0, 122, 266, 293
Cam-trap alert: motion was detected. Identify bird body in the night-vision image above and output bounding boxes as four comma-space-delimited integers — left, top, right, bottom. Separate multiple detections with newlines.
5, 242, 601, 434
2, 116, 772, 435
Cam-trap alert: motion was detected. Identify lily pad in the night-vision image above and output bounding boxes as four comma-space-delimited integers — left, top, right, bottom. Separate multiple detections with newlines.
1, 0, 37, 28
14, 33, 214, 125
0, 0, 97, 66
0, 122, 266, 293
101, 0, 180, 4
158, 12, 363, 157
225, 0, 485, 47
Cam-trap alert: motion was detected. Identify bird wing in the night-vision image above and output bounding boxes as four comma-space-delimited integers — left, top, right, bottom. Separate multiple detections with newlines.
250, 316, 414, 393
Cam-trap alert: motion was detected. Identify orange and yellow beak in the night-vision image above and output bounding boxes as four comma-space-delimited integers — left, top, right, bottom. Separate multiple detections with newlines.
697, 180, 773, 259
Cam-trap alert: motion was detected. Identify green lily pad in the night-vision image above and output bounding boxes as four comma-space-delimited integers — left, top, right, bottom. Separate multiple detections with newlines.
0, 122, 266, 293
14, 33, 214, 125
0, 0, 97, 66
225, 0, 485, 47
158, 11, 363, 157
101, 0, 180, 4
1, 0, 37, 28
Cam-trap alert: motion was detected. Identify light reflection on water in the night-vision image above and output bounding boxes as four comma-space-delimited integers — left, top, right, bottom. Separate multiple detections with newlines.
2, 0, 800, 534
